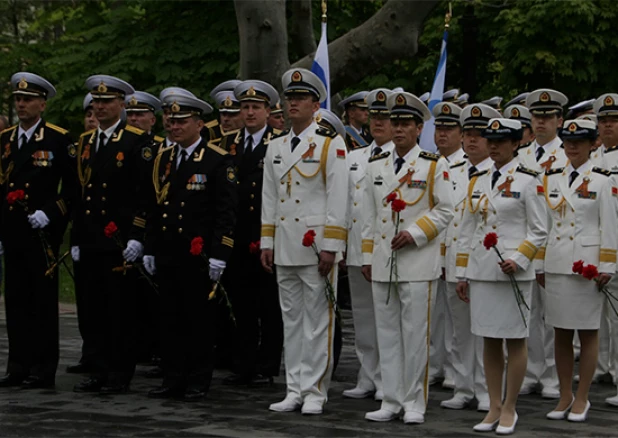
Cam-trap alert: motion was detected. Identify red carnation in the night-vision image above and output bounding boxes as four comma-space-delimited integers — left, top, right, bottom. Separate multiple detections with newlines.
386, 192, 397, 203
483, 232, 498, 250
249, 241, 261, 254
582, 264, 599, 280
6, 189, 25, 205
302, 230, 316, 247
104, 221, 118, 238
572, 260, 585, 275
190, 236, 204, 256
391, 199, 406, 213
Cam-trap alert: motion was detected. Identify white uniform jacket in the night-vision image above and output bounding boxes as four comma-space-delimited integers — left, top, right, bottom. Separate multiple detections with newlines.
346, 141, 394, 267
260, 122, 349, 266
540, 161, 618, 275
517, 137, 568, 173
455, 160, 548, 282
361, 146, 454, 282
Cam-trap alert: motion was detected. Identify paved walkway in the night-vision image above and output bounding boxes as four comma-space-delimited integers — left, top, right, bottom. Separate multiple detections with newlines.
1, 302, 617, 436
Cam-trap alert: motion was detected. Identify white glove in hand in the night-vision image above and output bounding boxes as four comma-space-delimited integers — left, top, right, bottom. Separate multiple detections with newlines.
123, 239, 144, 262
71, 246, 80, 262
28, 210, 50, 229
143, 255, 156, 276
208, 258, 226, 281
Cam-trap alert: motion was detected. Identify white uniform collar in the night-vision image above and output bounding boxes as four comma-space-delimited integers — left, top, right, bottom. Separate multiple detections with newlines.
534, 136, 561, 152
97, 118, 122, 145
445, 147, 465, 163
567, 159, 592, 176
291, 121, 317, 141
492, 157, 519, 175
244, 125, 267, 151
17, 119, 42, 145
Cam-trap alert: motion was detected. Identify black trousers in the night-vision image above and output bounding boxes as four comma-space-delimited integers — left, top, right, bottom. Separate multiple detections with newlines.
73, 263, 98, 366
135, 276, 160, 363
79, 249, 138, 385
225, 250, 283, 378
158, 262, 215, 392
4, 244, 59, 381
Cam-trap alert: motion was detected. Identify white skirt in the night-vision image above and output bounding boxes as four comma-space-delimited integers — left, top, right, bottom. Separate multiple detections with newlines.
545, 274, 603, 330
469, 280, 532, 339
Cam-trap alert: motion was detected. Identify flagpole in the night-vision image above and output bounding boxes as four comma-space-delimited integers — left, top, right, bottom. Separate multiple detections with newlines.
312, 0, 331, 109
322, 0, 327, 22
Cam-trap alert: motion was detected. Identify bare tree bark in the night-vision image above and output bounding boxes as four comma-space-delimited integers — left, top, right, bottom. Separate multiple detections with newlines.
292, 0, 441, 94
286, 0, 316, 59
235, 0, 290, 86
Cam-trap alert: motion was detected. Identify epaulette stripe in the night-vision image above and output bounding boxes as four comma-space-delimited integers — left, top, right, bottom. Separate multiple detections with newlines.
317, 127, 337, 138
45, 122, 69, 135
80, 129, 96, 138
368, 151, 391, 162
207, 144, 228, 155
419, 151, 440, 161
449, 161, 466, 169
471, 169, 489, 177
593, 167, 611, 176
604, 145, 618, 153
0, 125, 17, 136
516, 166, 540, 176
272, 129, 289, 140
125, 125, 144, 135
546, 167, 564, 175
153, 135, 164, 143
205, 119, 219, 129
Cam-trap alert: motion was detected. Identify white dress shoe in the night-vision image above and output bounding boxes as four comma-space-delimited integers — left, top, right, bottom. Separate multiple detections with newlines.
496, 412, 518, 435
546, 396, 574, 420
365, 409, 399, 422
440, 395, 471, 410
342, 387, 374, 399
605, 393, 618, 407
567, 400, 591, 422
472, 418, 499, 432
518, 383, 536, 395
541, 387, 561, 399
374, 390, 384, 401
301, 401, 323, 415
269, 397, 301, 412
476, 400, 490, 412
403, 411, 424, 424
442, 378, 455, 389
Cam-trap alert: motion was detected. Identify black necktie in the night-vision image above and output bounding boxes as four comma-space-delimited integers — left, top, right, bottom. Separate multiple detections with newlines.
569, 170, 579, 188
468, 165, 477, 179
372, 147, 382, 157
178, 149, 188, 171
19, 133, 27, 149
291, 136, 300, 153
491, 170, 501, 189
245, 135, 254, 153
395, 157, 405, 174
536, 146, 545, 162
97, 132, 107, 153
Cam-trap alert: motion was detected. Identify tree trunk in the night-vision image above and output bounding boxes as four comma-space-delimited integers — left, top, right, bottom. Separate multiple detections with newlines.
292, 0, 440, 94
286, 0, 316, 59
235, 0, 290, 87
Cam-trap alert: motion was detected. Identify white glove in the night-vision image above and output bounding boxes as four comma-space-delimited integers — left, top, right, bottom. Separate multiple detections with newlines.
0, 241, 4, 256
71, 246, 80, 262
123, 239, 144, 262
208, 258, 226, 281
28, 210, 50, 229
143, 255, 156, 275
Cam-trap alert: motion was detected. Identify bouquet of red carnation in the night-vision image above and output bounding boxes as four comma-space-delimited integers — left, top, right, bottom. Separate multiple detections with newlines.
6, 189, 57, 274
249, 241, 261, 255
104, 221, 158, 293
385, 192, 406, 305
302, 229, 341, 324
483, 232, 529, 327
573, 260, 618, 317
190, 236, 235, 324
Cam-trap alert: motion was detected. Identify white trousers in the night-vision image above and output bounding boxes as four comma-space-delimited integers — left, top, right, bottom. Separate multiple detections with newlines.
348, 266, 382, 392
277, 265, 337, 406
373, 280, 436, 415
524, 282, 558, 390
445, 281, 488, 403
605, 274, 618, 383
429, 279, 454, 381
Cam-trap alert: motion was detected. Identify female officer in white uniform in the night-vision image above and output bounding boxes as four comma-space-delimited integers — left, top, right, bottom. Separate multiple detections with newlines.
456, 119, 548, 434
542, 119, 617, 422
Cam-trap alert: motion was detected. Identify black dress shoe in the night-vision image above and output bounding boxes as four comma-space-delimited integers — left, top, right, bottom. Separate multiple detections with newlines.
223, 374, 250, 386
99, 383, 130, 394
145, 366, 163, 379
0, 374, 26, 387
21, 376, 55, 389
148, 386, 183, 399
183, 388, 206, 401
66, 363, 92, 374
249, 374, 274, 386
73, 377, 105, 393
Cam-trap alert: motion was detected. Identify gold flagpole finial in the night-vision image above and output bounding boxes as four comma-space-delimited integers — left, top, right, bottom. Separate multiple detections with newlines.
321, 0, 327, 22
445, 2, 452, 29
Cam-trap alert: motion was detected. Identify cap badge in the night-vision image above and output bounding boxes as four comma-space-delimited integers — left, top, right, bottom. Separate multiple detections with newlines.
315, 113, 322, 123
491, 120, 500, 130
568, 122, 578, 132
605, 95, 615, 106
97, 82, 108, 93
540, 91, 550, 102
395, 94, 406, 106
471, 106, 481, 118
275, 103, 281, 110
442, 104, 451, 114
18, 78, 28, 89
171, 102, 180, 113
376, 91, 386, 102
224, 96, 233, 107
129, 96, 138, 106
247, 86, 256, 97
291, 71, 302, 82
511, 108, 520, 118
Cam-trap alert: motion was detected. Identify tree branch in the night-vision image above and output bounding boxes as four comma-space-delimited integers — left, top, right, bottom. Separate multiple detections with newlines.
287, 0, 316, 58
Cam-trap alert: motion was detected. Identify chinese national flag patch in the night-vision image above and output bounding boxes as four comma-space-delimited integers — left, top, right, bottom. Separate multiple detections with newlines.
443, 171, 450, 181
613, 187, 618, 197
336, 149, 346, 159
537, 185, 544, 195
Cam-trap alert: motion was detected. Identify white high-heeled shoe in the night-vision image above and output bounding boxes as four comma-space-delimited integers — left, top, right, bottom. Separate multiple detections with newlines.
496, 412, 518, 435
546, 396, 575, 420
567, 400, 591, 422
472, 418, 499, 432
